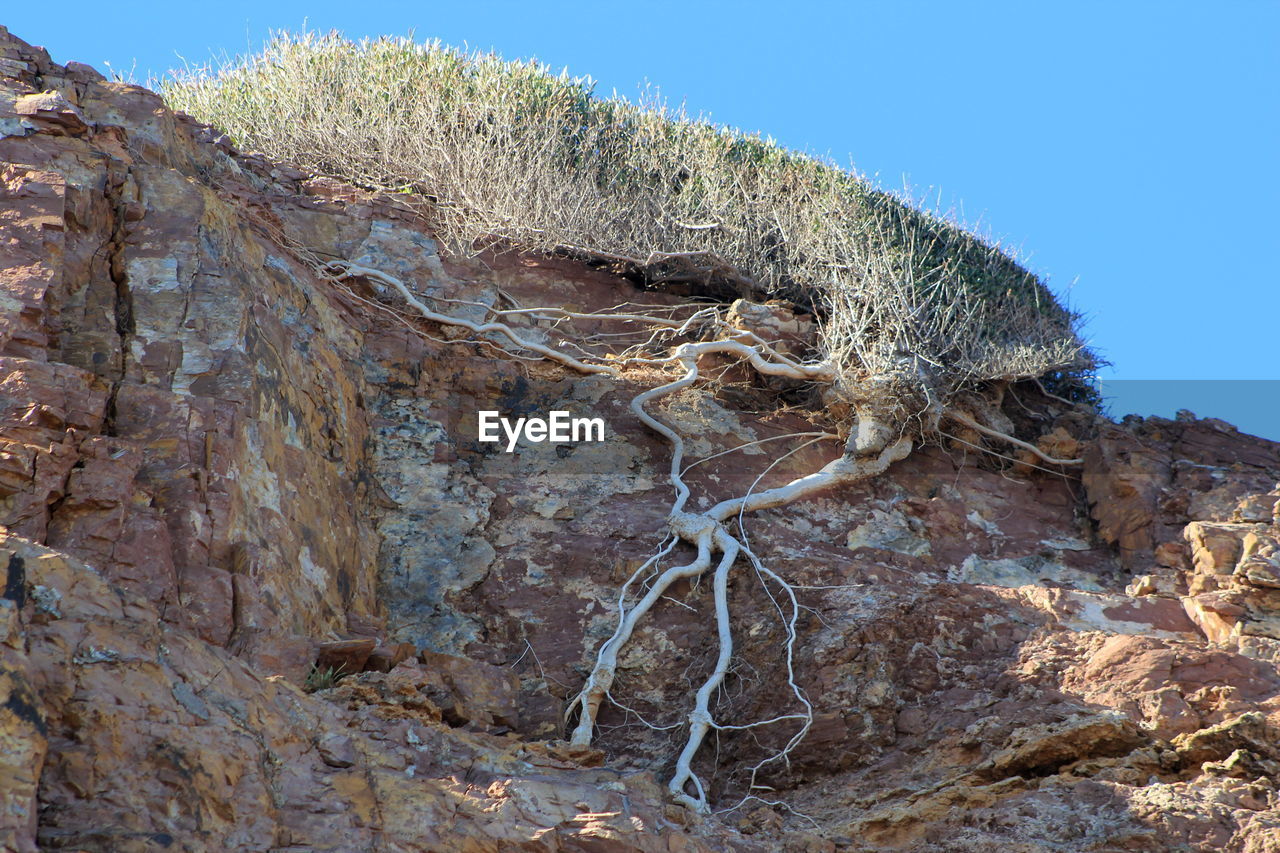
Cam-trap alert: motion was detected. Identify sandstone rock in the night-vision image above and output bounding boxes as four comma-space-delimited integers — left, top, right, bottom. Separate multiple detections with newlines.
316, 731, 358, 768
1085, 420, 1280, 573
418, 651, 520, 729
1201, 748, 1280, 781
1138, 688, 1202, 737
1184, 592, 1246, 644
0, 596, 44, 853
1156, 540, 1191, 569
725, 298, 815, 348
1127, 574, 1158, 596
1186, 521, 1249, 579
1173, 712, 1277, 770
1083, 425, 1168, 567
1019, 586, 1199, 640
0, 533, 737, 851
846, 506, 932, 557
982, 713, 1146, 780
315, 638, 377, 676
5, 21, 1280, 851
1037, 426, 1083, 462
1237, 532, 1280, 589
365, 641, 417, 673
13, 91, 88, 135
1235, 492, 1280, 524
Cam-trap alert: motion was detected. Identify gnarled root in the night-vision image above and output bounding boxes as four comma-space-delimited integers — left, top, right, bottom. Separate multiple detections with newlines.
565, 439, 912, 811
316, 253, 1070, 814
322, 260, 618, 377
566, 330, 915, 812
946, 408, 1083, 466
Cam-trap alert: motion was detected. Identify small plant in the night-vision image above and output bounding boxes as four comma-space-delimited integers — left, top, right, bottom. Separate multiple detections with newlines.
303, 663, 347, 693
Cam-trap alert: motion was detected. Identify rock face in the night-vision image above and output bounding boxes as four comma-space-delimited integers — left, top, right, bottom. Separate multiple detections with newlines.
3, 25, 1280, 852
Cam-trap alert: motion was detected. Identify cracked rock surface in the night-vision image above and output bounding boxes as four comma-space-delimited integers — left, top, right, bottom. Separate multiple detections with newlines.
4, 25, 1280, 852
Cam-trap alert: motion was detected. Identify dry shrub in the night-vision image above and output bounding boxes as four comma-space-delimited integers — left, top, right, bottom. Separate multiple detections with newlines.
162, 36, 1102, 809
162, 31, 1094, 408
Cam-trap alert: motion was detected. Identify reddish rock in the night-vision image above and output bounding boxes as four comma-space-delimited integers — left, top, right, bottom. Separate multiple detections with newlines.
418, 651, 520, 729
315, 638, 377, 676
1083, 424, 1170, 567
364, 641, 417, 673
4, 21, 1280, 852
13, 91, 89, 135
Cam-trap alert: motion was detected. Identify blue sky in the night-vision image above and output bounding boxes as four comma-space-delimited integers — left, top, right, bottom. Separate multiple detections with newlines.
8, 1, 1278, 438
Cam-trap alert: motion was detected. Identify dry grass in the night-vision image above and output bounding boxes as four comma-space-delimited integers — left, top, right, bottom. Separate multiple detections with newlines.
161, 31, 1093, 406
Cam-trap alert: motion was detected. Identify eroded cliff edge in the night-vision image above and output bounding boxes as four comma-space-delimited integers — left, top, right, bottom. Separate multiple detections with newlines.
4, 26, 1280, 852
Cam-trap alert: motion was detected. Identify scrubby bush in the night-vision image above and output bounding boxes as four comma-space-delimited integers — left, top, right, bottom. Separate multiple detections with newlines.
163, 31, 1092, 414
164, 33, 1101, 811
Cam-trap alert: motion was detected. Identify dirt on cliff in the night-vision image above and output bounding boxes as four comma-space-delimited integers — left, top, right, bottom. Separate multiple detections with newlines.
4, 25, 1280, 853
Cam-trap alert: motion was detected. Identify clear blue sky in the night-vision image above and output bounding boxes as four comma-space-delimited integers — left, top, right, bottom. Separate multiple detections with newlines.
8, 2, 1279, 438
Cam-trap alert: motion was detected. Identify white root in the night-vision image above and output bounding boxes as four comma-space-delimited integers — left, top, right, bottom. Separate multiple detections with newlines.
567, 522, 714, 746
668, 528, 739, 810
567, 332, 915, 811
321, 254, 1074, 815
324, 261, 618, 376
709, 438, 913, 523
946, 409, 1083, 466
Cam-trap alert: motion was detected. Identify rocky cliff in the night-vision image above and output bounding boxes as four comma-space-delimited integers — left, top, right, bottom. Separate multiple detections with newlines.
4, 25, 1280, 852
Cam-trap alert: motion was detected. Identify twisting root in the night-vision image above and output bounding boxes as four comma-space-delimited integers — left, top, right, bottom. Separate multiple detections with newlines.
327, 253, 912, 811
667, 527, 739, 810
316, 253, 1070, 815
565, 328, 914, 811
567, 519, 715, 746
946, 409, 1083, 466
323, 261, 617, 377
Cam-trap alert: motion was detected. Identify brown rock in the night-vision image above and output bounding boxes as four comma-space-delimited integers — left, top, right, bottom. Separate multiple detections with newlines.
0, 533, 731, 852
418, 651, 520, 729
315, 638, 377, 676
1186, 521, 1248, 578
0, 599, 44, 853
1083, 425, 1169, 568
1037, 426, 1083, 462
364, 641, 417, 673
1184, 593, 1246, 644
895, 706, 929, 735
982, 713, 1146, 780
1237, 531, 1280, 589
6, 20, 1280, 851
316, 732, 358, 768
1156, 540, 1191, 569
13, 91, 89, 135
1173, 712, 1277, 769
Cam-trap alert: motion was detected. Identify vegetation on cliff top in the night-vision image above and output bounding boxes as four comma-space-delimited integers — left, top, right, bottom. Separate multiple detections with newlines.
163, 31, 1093, 409
161, 31, 1100, 813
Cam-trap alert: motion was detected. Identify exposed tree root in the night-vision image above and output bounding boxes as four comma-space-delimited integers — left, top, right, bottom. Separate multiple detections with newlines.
946, 408, 1084, 467
320, 255, 1082, 814
323, 260, 618, 377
